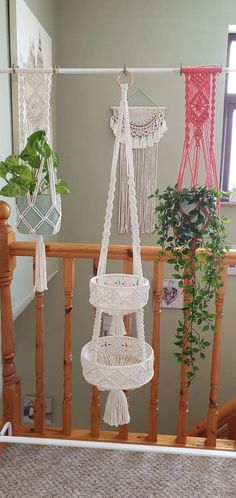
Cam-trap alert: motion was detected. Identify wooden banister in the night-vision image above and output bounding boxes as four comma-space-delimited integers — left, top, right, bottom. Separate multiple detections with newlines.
0, 202, 20, 432
1, 202, 236, 453
90, 258, 101, 438
118, 258, 132, 441
189, 397, 236, 438
206, 264, 227, 447
9, 241, 236, 264
62, 258, 75, 435
34, 291, 45, 434
147, 261, 163, 442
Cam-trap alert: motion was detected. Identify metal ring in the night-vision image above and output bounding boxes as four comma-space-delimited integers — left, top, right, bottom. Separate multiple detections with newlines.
180, 63, 183, 76
53, 64, 57, 75
12, 64, 16, 74
117, 70, 134, 87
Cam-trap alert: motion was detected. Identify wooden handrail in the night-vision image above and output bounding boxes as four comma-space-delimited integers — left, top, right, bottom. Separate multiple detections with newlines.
189, 397, 236, 438
9, 241, 236, 264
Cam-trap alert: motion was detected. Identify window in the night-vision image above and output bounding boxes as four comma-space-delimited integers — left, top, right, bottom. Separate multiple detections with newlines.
221, 33, 236, 191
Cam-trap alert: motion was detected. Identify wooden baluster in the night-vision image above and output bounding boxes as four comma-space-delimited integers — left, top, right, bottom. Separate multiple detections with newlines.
118, 257, 132, 441
34, 290, 45, 434
176, 290, 192, 444
206, 264, 227, 447
228, 415, 236, 440
62, 258, 75, 435
90, 258, 101, 437
0, 202, 20, 432
147, 261, 163, 442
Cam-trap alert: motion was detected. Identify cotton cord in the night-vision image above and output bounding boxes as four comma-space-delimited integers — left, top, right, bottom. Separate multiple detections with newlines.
35, 234, 48, 292
103, 389, 130, 427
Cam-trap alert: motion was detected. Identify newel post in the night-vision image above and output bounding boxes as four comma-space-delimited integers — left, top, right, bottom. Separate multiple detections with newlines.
0, 201, 20, 431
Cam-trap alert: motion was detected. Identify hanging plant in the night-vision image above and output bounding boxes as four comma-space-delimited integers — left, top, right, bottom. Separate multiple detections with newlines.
152, 185, 229, 384
0, 130, 69, 197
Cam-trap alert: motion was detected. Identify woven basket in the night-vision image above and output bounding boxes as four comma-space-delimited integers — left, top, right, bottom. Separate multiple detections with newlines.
81, 335, 154, 391
16, 194, 61, 235
89, 273, 150, 314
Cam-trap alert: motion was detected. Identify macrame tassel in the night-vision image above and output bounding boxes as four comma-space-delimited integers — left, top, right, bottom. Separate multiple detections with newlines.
35, 234, 48, 292
108, 314, 126, 336
103, 389, 130, 427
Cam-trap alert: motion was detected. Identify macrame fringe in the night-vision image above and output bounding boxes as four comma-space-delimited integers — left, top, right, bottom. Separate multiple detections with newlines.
35, 234, 48, 292
103, 389, 130, 427
118, 145, 158, 234
108, 314, 126, 336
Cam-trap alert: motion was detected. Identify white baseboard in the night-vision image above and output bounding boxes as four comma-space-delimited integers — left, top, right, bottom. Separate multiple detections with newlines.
13, 270, 58, 321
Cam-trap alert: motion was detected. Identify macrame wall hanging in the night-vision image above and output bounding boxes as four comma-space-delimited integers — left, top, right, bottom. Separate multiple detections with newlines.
81, 77, 154, 427
110, 89, 167, 234
17, 70, 61, 292
177, 66, 221, 191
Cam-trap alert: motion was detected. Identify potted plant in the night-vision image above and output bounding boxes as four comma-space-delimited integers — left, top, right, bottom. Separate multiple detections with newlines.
152, 185, 229, 384
0, 130, 70, 234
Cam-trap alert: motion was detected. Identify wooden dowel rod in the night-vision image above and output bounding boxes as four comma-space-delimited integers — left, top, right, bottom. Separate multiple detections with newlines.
206, 264, 227, 447
34, 291, 45, 434
62, 258, 75, 436
147, 261, 163, 442
90, 258, 101, 438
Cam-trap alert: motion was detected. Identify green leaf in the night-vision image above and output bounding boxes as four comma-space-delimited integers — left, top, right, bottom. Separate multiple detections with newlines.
27, 130, 45, 145
27, 154, 41, 169
56, 179, 70, 194
0, 180, 28, 197
0, 162, 8, 179
52, 151, 59, 168
4, 155, 19, 169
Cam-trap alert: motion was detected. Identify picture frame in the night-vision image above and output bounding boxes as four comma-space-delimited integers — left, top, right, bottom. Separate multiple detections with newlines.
23, 395, 53, 425
161, 278, 183, 309
9, 0, 52, 152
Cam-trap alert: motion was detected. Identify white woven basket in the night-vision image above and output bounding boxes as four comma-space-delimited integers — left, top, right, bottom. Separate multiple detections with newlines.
81, 336, 154, 391
89, 273, 149, 314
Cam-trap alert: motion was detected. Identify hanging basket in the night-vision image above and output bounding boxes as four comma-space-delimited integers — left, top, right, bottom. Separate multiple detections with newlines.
81, 81, 154, 427
90, 273, 150, 314
16, 193, 62, 235
173, 197, 213, 241
81, 335, 154, 390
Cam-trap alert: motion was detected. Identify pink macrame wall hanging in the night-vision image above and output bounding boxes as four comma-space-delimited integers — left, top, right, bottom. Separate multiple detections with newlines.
177, 66, 221, 192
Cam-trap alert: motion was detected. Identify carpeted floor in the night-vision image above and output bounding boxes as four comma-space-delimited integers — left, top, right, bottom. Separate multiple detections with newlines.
0, 444, 236, 497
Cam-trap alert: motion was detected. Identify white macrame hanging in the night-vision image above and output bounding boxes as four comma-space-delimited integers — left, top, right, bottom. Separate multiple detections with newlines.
17, 70, 61, 292
110, 106, 167, 233
81, 83, 154, 427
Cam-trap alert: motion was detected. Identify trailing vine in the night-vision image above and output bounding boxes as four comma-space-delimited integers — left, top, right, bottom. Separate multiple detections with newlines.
152, 185, 229, 384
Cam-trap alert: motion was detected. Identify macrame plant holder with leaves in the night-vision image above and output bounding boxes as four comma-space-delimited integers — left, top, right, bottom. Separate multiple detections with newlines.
16, 70, 61, 292
81, 82, 154, 427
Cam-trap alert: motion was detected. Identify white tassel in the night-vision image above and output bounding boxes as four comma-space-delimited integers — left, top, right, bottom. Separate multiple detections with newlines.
35, 234, 48, 292
108, 314, 126, 336
103, 389, 130, 427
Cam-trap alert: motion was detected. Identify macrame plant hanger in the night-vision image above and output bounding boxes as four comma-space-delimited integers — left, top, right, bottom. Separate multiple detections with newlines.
81, 74, 154, 427
110, 87, 167, 234
17, 70, 61, 292
177, 66, 221, 192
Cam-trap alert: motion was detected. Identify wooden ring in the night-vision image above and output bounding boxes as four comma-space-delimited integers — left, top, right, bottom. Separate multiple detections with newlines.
117, 70, 134, 87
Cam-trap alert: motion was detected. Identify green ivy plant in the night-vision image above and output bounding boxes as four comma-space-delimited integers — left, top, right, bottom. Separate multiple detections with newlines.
0, 130, 70, 197
152, 185, 229, 384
